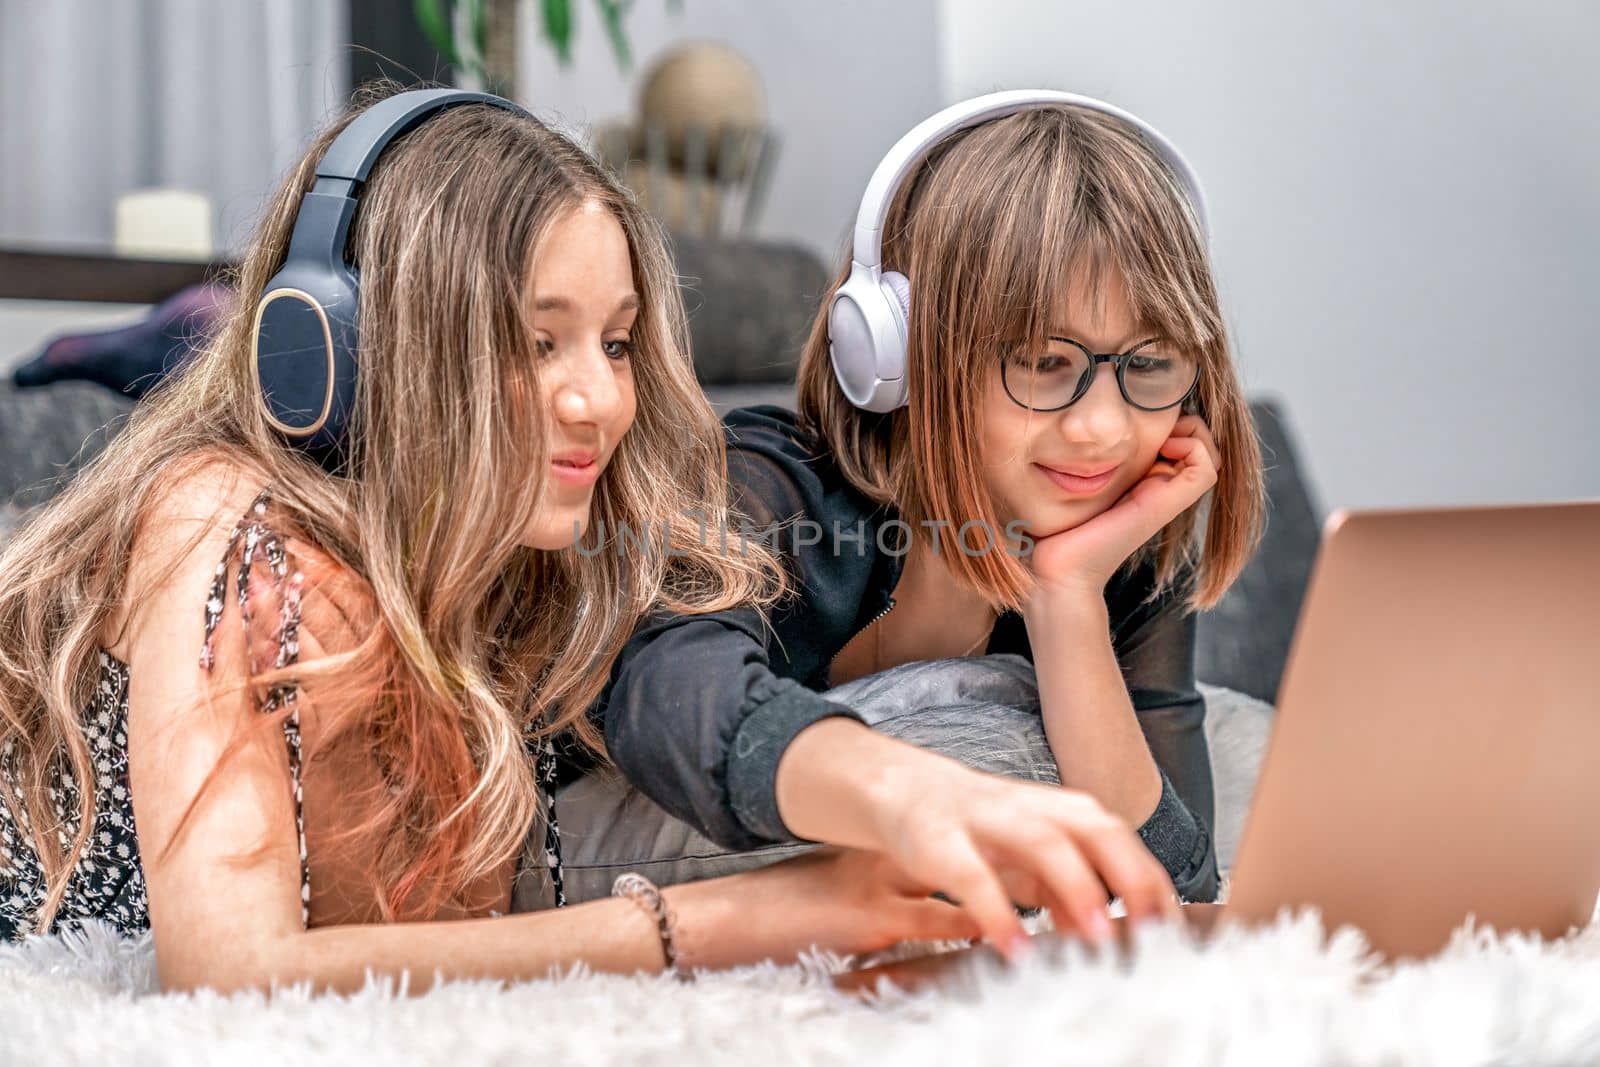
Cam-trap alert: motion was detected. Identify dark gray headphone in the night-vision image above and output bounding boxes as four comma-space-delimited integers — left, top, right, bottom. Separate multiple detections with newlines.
251, 88, 529, 464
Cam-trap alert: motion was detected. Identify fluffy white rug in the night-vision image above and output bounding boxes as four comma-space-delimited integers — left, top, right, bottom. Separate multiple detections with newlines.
2, 905, 1597, 1066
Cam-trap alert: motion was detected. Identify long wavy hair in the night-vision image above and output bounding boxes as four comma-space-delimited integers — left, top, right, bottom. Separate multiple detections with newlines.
0, 84, 783, 928
796, 104, 1264, 610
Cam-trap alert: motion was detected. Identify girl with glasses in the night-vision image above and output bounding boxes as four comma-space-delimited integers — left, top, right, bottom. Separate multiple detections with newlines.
563, 97, 1266, 957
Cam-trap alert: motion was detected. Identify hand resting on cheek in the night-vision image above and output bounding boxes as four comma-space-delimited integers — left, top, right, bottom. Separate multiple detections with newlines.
1023, 415, 1221, 603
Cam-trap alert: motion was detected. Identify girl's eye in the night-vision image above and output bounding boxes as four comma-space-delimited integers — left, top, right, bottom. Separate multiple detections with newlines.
1126, 354, 1170, 374
602, 339, 633, 361
1009, 353, 1070, 374
535, 338, 555, 359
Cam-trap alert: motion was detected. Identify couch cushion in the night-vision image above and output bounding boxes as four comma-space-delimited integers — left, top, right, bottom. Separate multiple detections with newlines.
701, 381, 798, 413
1193, 398, 1322, 704
669, 233, 827, 386
0, 380, 134, 510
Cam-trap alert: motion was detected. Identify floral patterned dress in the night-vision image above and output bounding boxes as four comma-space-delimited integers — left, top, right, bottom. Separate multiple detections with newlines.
0, 491, 565, 940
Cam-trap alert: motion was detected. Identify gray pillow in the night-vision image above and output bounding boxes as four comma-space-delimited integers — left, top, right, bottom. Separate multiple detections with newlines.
521, 666, 1276, 910
1198, 682, 1275, 875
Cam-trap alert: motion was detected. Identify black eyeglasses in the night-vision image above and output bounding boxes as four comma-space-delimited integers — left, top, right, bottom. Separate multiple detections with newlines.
1001, 337, 1200, 413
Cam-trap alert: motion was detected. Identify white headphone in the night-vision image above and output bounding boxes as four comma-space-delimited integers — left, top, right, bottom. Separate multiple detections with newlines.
826, 89, 1212, 413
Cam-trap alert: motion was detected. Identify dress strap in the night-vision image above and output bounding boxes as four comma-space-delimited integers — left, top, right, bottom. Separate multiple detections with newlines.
534, 734, 567, 908
197, 489, 312, 927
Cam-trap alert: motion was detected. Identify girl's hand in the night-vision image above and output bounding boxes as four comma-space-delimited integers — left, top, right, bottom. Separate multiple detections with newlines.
863, 760, 1181, 958
776, 720, 1182, 963
677, 776, 1178, 973
1024, 415, 1220, 604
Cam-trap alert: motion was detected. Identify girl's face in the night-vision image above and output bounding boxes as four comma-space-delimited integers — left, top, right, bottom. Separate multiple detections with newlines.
522, 201, 639, 550
978, 268, 1182, 541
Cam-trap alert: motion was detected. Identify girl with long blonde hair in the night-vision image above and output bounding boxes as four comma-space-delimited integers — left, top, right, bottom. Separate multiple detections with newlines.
0, 86, 1175, 992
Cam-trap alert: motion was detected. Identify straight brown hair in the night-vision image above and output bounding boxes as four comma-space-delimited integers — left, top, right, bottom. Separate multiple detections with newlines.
796, 104, 1264, 610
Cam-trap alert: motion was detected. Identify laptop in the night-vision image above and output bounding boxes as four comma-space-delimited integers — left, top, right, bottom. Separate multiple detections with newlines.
837, 501, 1600, 994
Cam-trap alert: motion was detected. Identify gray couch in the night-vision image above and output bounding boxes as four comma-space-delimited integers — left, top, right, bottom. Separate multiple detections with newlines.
0, 380, 134, 537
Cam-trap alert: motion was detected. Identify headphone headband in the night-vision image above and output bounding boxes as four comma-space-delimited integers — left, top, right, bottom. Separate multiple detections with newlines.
316, 88, 529, 185
851, 89, 1210, 269
291, 88, 531, 271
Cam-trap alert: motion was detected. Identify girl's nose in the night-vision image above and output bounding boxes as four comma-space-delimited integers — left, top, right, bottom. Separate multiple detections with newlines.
551, 349, 624, 424
1057, 365, 1134, 446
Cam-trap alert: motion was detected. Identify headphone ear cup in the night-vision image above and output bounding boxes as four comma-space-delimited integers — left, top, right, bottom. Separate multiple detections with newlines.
882, 271, 911, 332
828, 264, 912, 412
252, 265, 359, 455
869, 271, 911, 410
317, 276, 360, 451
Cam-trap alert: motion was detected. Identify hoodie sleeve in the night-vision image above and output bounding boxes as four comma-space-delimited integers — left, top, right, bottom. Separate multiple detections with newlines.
1108, 561, 1220, 902
595, 410, 869, 850
598, 603, 866, 850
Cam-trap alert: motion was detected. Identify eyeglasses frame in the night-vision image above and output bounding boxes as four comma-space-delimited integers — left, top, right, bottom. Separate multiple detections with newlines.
1001, 336, 1202, 413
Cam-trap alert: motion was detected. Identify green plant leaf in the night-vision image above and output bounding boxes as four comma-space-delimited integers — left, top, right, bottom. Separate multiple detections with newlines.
466, 0, 488, 63
594, 0, 632, 69
413, 0, 462, 65
542, 0, 574, 66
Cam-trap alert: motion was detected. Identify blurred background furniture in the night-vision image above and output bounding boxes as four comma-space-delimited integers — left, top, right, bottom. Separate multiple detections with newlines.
113, 189, 215, 261
592, 43, 781, 237
413, 5, 777, 236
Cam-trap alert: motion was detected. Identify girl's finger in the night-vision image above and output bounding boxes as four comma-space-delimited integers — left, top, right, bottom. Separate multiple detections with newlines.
1065, 816, 1182, 922
1002, 834, 1115, 943
1155, 437, 1219, 486
997, 868, 1046, 911
936, 841, 1029, 960
1169, 417, 1222, 469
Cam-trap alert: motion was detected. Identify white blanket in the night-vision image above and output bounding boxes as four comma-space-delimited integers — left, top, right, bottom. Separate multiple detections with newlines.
1, 906, 1596, 1066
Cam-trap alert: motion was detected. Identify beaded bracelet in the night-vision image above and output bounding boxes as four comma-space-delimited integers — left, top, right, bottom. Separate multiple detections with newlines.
612, 872, 688, 981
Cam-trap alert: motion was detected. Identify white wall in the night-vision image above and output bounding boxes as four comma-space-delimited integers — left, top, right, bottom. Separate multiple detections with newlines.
516, 0, 944, 267
939, 0, 1600, 512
